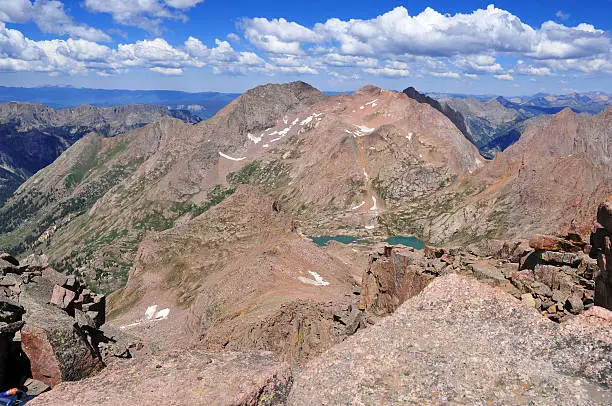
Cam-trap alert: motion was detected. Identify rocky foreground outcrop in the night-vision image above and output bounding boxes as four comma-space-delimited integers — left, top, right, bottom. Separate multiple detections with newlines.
17, 232, 612, 404
0, 253, 133, 396
29, 350, 293, 406
289, 274, 612, 405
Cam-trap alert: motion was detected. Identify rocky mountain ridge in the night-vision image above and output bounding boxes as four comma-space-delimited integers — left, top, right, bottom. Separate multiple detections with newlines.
402, 86, 471, 144
0, 102, 201, 204
0, 81, 482, 293
424, 90, 611, 158
389, 105, 612, 246
0, 81, 608, 296
430, 91, 612, 114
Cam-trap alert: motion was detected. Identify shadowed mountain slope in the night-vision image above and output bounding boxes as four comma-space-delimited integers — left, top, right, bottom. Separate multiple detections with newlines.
0, 102, 200, 204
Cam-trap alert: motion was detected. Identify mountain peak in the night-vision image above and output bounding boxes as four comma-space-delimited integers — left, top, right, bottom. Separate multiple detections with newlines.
402, 86, 472, 145
242, 81, 322, 101
554, 106, 576, 119
355, 84, 383, 96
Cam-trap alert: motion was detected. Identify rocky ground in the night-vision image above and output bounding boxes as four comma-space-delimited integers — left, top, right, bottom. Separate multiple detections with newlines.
22, 238, 612, 405
30, 350, 292, 406
108, 185, 362, 363
289, 274, 612, 406
0, 252, 138, 401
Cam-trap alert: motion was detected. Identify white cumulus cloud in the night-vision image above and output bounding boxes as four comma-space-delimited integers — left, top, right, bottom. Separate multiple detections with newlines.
514, 60, 551, 76
84, 0, 201, 33
238, 4, 612, 79
0, 0, 110, 41
240, 17, 320, 54
1, 3, 611, 83
454, 55, 503, 73
430, 71, 460, 79
364, 67, 410, 78
494, 74, 514, 81
150, 66, 183, 75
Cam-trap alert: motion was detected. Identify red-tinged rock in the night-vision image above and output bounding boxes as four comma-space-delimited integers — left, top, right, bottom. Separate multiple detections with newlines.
440, 253, 453, 265
581, 305, 612, 322
514, 268, 534, 280
360, 247, 435, 315
27, 349, 292, 406
289, 275, 612, 405
424, 246, 446, 259
597, 201, 612, 231
529, 234, 582, 252
471, 261, 506, 286
50, 285, 76, 311
565, 296, 584, 314
487, 240, 531, 263
21, 307, 103, 387
41, 267, 67, 287
49, 284, 64, 307
23, 378, 50, 396
62, 289, 76, 309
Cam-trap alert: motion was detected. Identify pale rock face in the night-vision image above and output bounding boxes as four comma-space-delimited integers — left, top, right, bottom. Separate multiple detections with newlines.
289, 274, 612, 405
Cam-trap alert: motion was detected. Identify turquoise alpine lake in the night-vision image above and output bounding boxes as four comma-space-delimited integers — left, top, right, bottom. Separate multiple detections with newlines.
310, 235, 361, 246
385, 236, 426, 250
309, 235, 425, 249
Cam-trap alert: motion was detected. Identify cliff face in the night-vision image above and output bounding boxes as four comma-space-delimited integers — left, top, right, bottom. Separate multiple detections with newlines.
592, 202, 612, 310
0, 102, 201, 204
402, 86, 472, 145
420, 107, 612, 244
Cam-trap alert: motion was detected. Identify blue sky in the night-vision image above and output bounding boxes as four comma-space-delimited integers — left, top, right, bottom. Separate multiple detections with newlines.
0, 1, 611, 95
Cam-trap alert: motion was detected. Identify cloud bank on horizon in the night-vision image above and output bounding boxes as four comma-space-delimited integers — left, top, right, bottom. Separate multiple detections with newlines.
0, 0, 610, 93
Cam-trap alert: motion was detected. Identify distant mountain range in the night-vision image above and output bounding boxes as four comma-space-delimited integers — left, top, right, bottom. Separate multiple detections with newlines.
3, 85, 608, 159
428, 91, 611, 114
0, 86, 240, 120
421, 90, 611, 158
